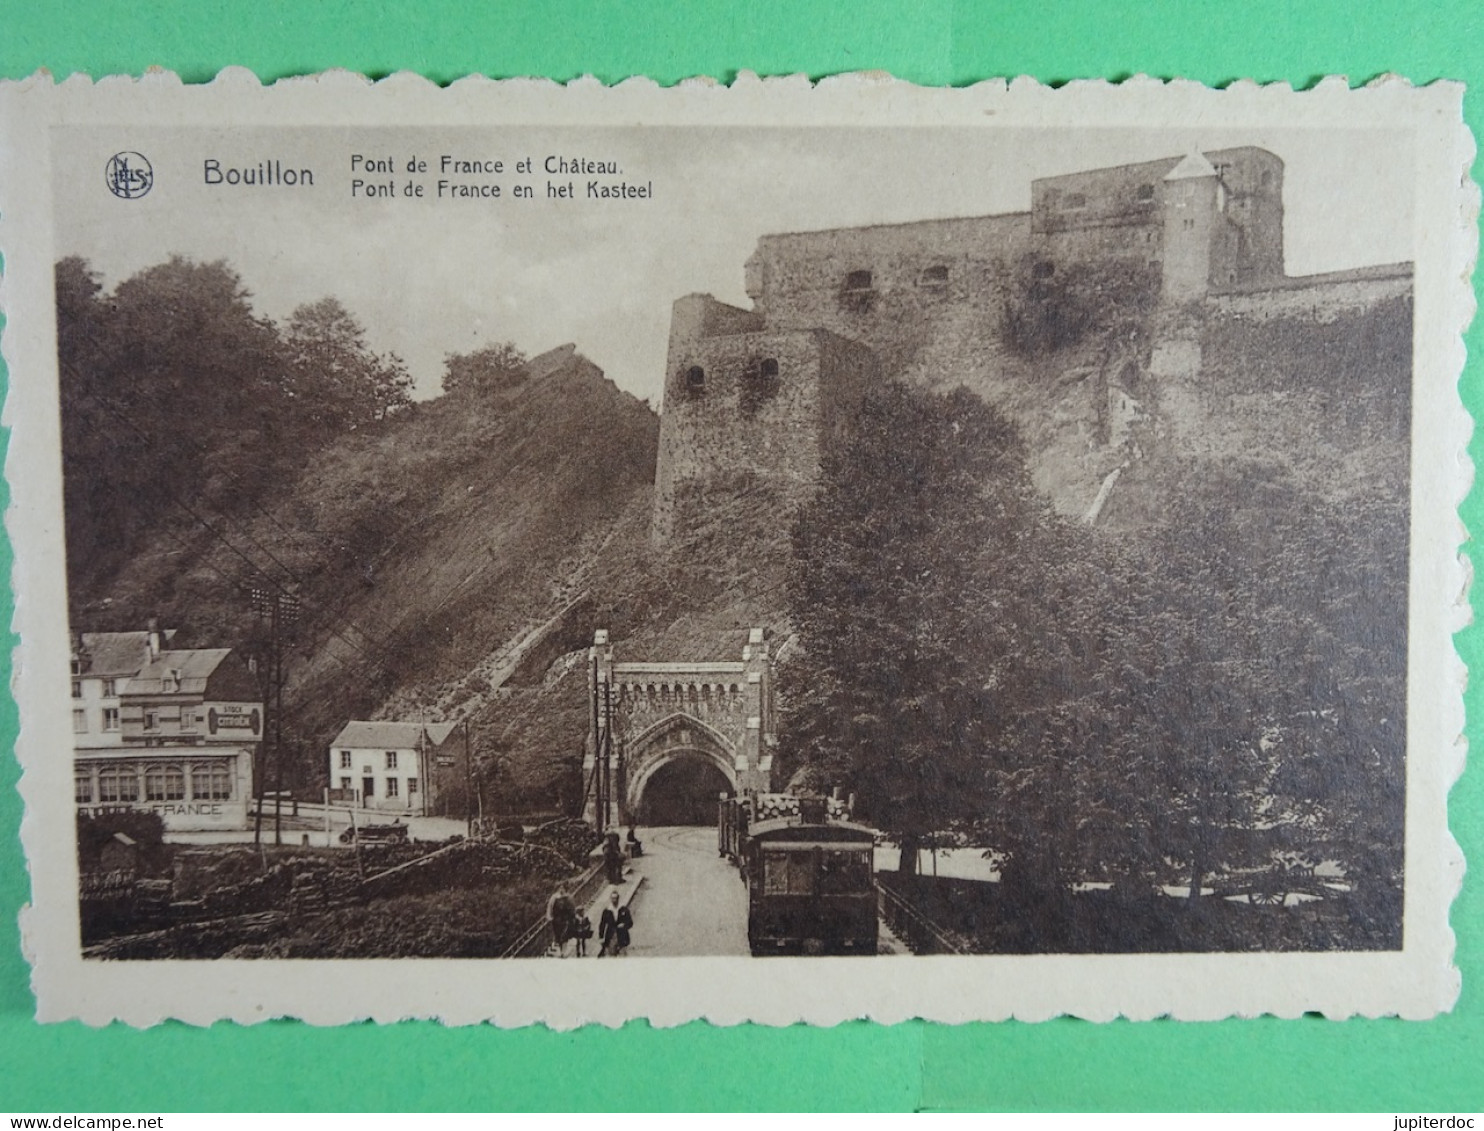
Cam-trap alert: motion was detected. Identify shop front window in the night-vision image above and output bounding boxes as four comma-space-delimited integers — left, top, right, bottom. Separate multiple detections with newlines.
98, 765, 138, 803
192, 762, 233, 801
145, 763, 186, 802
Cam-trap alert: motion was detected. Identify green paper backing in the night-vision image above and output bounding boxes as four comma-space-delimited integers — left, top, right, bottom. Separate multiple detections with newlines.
0, 0, 1479, 1112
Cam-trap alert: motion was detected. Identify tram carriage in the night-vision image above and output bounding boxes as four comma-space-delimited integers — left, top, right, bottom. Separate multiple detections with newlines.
719, 794, 878, 956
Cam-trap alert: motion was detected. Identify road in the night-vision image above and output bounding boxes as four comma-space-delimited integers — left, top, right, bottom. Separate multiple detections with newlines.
623, 826, 750, 957
165, 807, 468, 847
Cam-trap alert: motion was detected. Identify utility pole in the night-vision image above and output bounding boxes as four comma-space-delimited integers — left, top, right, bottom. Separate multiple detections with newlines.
462, 719, 474, 837
615, 735, 627, 829
475, 761, 485, 832
250, 587, 301, 848
597, 675, 614, 833
589, 651, 604, 833
251, 653, 267, 847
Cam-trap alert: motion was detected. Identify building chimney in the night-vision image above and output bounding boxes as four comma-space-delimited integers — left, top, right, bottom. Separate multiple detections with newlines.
146, 617, 162, 660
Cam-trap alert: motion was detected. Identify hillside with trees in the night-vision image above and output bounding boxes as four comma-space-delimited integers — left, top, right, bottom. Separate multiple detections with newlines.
58, 255, 661, 805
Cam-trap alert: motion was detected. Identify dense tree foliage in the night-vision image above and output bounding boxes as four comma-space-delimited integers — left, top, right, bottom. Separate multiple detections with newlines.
56, 256, 422, 611
780, 381, 1406, 944
284, 297, 414, 427
1109, 461, 1407, 910
57, 256, 305, 602
779, 382, 1076, 872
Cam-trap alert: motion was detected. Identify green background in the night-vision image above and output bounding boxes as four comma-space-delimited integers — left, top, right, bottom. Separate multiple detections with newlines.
0, 0, 1479, 1112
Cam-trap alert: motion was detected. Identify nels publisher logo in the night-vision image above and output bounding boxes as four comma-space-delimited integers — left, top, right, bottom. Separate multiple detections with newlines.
105, 150, 153, 199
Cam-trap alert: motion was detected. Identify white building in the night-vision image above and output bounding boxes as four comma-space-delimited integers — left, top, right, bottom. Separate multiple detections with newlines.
328, 720, 459, 814
71, 628, 174, 750
71, 625, 261, 832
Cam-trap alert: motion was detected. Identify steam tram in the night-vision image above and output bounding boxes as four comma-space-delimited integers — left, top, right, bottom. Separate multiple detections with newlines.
719, 795, 878, 956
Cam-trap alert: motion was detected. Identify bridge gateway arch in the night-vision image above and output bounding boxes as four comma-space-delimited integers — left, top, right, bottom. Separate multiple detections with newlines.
583, 628, 775, 827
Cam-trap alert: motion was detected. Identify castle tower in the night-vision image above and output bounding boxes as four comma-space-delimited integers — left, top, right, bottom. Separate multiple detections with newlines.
1159, 147, 1286, 300
651, 293, 878, 546
1160, 150, 1222, 301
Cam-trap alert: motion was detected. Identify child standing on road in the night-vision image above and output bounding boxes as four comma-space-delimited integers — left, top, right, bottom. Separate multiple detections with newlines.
574, 909, 593, 957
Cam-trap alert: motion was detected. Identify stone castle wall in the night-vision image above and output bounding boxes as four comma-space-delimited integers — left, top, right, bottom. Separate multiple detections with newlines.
746, 213, 1032, 380
653, 147, 1406, 545
1209, 269, 1413, 322
654, 295, 879, 544
1107, 286, 1414, 533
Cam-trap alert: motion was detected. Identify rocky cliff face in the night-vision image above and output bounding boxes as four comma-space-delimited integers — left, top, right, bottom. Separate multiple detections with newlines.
82, 348, 661, 799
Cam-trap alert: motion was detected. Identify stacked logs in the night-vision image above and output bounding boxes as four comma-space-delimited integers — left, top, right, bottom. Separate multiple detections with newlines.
751, 794, 852, 822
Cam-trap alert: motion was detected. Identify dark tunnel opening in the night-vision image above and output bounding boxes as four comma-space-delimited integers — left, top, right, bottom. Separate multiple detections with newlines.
636, 756, 734, 826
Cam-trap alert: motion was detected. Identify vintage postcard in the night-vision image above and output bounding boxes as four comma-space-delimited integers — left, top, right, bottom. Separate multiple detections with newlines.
0, 72, 1471, 1026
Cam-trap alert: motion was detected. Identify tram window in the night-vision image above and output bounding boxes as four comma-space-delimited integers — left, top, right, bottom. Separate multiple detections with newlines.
818, 849, 871, 894
791, 854, 816, 894
762, 852, 788, 894
762, 850, 815, 895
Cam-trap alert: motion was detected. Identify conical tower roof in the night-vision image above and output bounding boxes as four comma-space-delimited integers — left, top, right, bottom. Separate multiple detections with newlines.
1164, 150, 1218, 180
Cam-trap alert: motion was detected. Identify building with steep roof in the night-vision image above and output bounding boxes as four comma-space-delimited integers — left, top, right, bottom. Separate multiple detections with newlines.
72, 623, 262, 832
328, 719, 462, 814
120, 647, 260, 745
70, 627, 175, 750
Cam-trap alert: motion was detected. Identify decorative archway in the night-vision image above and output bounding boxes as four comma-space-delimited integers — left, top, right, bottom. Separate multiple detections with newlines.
583, 628, 776, 827
624, 712, 739, 820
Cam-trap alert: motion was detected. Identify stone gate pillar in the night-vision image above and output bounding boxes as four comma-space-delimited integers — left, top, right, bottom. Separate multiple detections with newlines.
739, 627, 774, 795
582, 629, 616, 826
